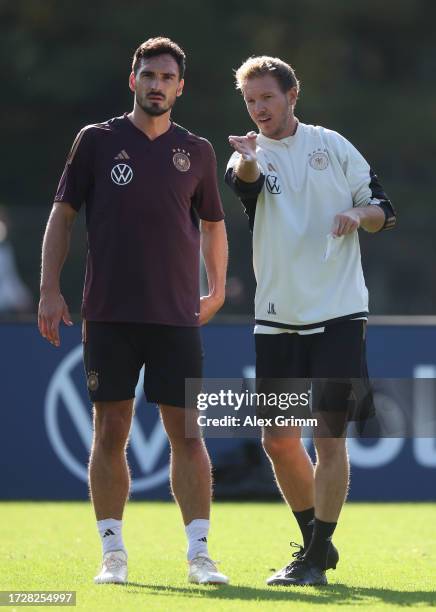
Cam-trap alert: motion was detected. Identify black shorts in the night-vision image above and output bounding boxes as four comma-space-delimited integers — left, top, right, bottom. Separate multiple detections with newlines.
83, 321, 203, 407
255, 320, 373, 423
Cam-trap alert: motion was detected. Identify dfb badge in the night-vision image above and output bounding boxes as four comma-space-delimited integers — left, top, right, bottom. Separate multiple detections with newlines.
87, 371, 99, 392
172, 149, 191, 172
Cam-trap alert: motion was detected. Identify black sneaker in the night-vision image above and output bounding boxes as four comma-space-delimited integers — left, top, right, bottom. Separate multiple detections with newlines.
266, 541, 338, 586
285, 541, 339, 570
266, 558, 327, 586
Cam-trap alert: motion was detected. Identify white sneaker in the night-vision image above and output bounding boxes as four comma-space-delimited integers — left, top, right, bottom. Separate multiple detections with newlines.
188, 554, 229, 585
94, 550, 128, 584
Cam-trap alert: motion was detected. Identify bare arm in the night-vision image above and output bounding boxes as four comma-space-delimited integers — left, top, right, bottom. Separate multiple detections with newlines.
38, 202, 77, 346
356, 205, 385, 232
199, 219, 228, 325
235, 158, 261, 183
332, 205, 385, 237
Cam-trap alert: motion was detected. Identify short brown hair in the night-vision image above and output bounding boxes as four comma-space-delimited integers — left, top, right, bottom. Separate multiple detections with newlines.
132, 37, 186, 79
235, 56, 300, 94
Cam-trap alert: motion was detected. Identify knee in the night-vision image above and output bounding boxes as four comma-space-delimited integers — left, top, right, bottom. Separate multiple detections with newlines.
94, 412, 131, 455
168, 434, 205, 458
262, 435, 302, 461
314, 438, 347, 464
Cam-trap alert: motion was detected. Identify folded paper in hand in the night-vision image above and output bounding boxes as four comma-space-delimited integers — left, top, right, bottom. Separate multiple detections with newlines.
324, 233, 344, 262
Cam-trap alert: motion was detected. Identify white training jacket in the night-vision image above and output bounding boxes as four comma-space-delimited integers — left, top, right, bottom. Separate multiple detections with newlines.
225, 122, 396, 334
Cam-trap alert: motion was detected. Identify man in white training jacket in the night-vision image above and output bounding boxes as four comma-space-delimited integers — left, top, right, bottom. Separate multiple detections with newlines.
225, 55, 396, 586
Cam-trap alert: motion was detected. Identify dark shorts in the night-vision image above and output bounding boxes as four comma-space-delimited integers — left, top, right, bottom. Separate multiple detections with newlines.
83, 321, 203, 407
255, 320, 373, 425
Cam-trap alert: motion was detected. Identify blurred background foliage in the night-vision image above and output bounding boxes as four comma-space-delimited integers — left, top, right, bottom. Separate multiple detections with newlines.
1, 0, 435, 316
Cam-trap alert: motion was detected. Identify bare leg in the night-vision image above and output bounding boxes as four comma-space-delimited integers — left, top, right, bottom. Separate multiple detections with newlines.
262, 426, 315, 511
89, 400, 134, 520
160, 405, 211, 524
313, 436, 349, 522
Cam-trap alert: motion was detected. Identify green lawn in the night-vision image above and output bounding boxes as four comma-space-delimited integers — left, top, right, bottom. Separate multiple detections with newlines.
1, 502, 435, 611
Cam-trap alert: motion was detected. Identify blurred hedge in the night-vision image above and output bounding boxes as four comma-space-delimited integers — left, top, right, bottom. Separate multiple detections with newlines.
1, 0, 435, 315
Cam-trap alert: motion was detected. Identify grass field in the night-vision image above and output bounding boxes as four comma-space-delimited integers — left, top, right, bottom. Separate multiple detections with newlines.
2, 502, 435, 611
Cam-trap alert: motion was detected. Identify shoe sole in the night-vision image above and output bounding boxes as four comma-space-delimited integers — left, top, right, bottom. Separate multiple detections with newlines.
267, 578, 328, 587
94, 577, 127, 585
189, 578, 229, 585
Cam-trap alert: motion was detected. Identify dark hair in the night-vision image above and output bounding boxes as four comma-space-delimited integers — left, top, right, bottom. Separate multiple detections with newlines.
132, 37, 186, 79
235, 56, 300, 94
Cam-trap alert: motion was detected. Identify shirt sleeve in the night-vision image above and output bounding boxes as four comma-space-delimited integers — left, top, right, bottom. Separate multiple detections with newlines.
54, 126, 95, 211
330, 131, 396, 231
192, 140, 225, 221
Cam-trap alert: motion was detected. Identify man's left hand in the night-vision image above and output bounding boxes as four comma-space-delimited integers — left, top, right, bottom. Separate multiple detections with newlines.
332, 209, 361, 237
199, 294, 225, 326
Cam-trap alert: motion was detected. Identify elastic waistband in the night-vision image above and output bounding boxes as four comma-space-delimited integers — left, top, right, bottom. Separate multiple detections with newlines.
254, 311, 368, 331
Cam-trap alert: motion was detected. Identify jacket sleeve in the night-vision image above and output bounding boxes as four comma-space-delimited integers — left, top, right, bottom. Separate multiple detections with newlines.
224, 152, 265, 232
332, 131, 396, 231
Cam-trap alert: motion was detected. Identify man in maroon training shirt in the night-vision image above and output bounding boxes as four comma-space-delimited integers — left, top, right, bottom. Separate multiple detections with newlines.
38, 37, 229, 586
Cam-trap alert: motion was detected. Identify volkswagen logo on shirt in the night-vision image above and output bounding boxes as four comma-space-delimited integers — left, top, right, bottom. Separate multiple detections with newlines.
266, 174, 282, 194
111, 163, 133, 185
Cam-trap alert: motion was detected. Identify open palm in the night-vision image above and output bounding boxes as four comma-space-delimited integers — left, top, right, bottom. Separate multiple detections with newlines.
228, 131, 258, 161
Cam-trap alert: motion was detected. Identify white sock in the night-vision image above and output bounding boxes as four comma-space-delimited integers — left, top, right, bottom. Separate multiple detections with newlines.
97, 518, 127, 556
185, 519, 210, 561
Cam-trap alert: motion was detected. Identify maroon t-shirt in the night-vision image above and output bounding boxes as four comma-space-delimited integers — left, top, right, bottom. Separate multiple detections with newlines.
55, 115, 224, 326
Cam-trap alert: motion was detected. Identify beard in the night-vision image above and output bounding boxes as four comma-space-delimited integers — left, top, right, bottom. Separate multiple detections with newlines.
257, 101, 293, 139
135, 92, 177, 117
